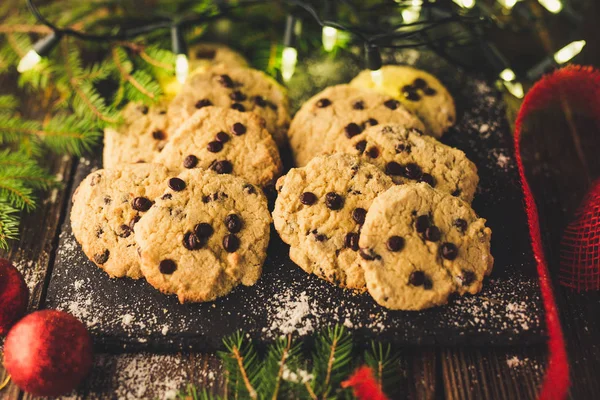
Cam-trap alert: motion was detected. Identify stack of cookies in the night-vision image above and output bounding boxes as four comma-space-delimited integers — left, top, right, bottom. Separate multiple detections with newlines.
71, 43, 493, 310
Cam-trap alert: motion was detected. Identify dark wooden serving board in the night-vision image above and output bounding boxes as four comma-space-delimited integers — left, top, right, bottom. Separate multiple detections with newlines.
45, 51, 546, 352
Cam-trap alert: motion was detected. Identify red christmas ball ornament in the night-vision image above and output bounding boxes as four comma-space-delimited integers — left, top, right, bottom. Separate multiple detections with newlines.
0, 258, 29, 336
3, 310, 93, 397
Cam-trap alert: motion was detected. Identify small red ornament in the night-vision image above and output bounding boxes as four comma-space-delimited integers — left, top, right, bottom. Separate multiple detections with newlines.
0, 258, 29, 336
3, 310, 93, 397
341, 365, 389, 400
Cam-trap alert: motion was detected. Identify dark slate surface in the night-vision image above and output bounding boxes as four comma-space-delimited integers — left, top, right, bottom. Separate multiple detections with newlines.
45, 50, 546, 352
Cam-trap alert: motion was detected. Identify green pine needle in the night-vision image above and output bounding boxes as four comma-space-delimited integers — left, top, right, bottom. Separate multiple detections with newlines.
311, 325, 354, 399
364, 342, 401, 398
259, 334, 304, 399
177, 384, 222, 400
0, 95, 18, 111
219, 331, 261, 400
0, 199, 19, 251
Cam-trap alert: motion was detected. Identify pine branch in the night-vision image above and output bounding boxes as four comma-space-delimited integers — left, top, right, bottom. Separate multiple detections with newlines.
0, 199, 19, 251
259, 334, 304, 400
364, 342, 400, 398
218, 331, 260, 400
311, 325, 354, 400
0, 95, 18, 111
177, 384, 222, 400
112, 46, 162, 102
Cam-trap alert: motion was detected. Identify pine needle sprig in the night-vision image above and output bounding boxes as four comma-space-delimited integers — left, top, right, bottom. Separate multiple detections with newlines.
177, 384, 222, 400
311, 325, 354, 400
0, 199, 19, 251
219, 331, 261, 400
364, 342, 401, 398
112, 46, 162, 103
259, 334, 304, 400
0, 95, 18, 111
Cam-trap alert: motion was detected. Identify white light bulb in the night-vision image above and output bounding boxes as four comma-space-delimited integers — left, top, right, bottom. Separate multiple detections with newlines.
281, 47, 297, 82
453, 0, 475, 9
503, 81, 524, 99
498, 0, 519, 10
402, 0, 422, 23
371, 69, 383, 87
175, 54, 189, 84
499, 68, 516, 82
322, 27, 337, 52
538, 0, 563, 13
17, 49, 42, 73
554, 40, 586, 64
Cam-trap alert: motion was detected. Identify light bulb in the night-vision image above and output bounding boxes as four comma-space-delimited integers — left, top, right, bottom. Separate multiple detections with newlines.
554, 40, 586, 64
402, 0, 422, 23
499, 68, 516, 82
175, 54, 189, 84
281, 47, 297, 82
453, 0, 476, 9
503, 81, 524, 98
322, 26, 337, 52
497, 0, 519, 10
17, 50, 42, 73
538, 0, 563, 13
371, 69, 383, 87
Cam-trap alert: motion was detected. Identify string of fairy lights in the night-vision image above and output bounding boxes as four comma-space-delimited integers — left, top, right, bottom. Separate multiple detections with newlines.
16, 0, 586, 100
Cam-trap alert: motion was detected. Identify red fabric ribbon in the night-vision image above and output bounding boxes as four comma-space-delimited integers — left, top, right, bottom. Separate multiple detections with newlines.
341, 365, 390, 400
512, 65, 600, 399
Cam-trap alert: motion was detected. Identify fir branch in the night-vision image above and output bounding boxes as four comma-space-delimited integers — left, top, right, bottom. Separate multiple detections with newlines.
177, 384, 222, 400
0, 95, 18, 111
364, 342, 400, 398
311, 325, 354, 400
42, 114, 101, 155
0, 199, 19, 251
259, 334, 303, 400
219, 331, 260, 400
112, 46, 158, 101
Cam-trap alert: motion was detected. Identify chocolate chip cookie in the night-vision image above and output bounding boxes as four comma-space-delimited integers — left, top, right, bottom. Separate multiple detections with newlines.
359, 183, 493, 310
287, 84, 425, 167
273, 153, 394, 290
134, 169, 271, 303
326, 123, 479, 203
188, 42, 248, 71
155, 107, 282, 188
350, 65, 456, 138
167, 65, 290, 146
103, 102, 170, 168
70, 164, 171, 279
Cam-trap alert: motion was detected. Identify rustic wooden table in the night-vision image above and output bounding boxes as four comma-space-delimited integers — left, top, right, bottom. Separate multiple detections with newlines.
1, 1, 600, 399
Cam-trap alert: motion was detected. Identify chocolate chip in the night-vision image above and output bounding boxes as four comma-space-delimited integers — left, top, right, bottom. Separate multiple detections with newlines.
132, 197, 152, 211
183, 155, 198, 169
230, 91, 247, 101
452, 189, 461, 197
217, 74, 234, 88
231, 122, 246, 135
325, 192, 344, 210
223, 234, 240, 252
243, 184, 257, 194
194, 222, 214, 238
440, 242, 458, 260
382, 161, 401, 177
363, 118, 378, 128
95, 227, 103, 238
352, 100, 365, 110
345, 123, 363, 138
345, 232, 359, 251
413, 78, 427, 88
415, 215, 431, 233
267, 101, 278, 111
424, 226, 441, 242
395, 143, 411, 153
420, 173, 435, 187
159, 110, 166, 115
454, 218, 468, 233
224, 214, 243, 233
159, 259, 177, 274
387, 236, 404, 252
213, 132, 229, 144
384, 99, 400, 110
316, 98, 331, 108
129, 215, 140, 231
359, 249, 381, 261
352, 208, 367, 225
94, 250, 110, 264
90, 174, 101, 186
403, 163, 422, 180
168, 177, 186, 191
202, 195, 211, 203
195, 99, 213, 109
366, 147, 379, 159
300, 192, 317, 205
253, 95, 267, 107
355, 140, 367, 154
314, 232, 327, 242
161, 193, 172, 200
212, 160, 233, 174
183, 232, 204, 250
207, 141, 223, 153
103, 196, 112, 205
118, 224, 132, 238
403, 90, 421, 101
460, 270, 476, 286
423, 278, 433, 290
423, 87, 437, 96
152, 130, 166, 140
138, 105, 149, 114
231, 103, 245, 112
409, 270, 425, 286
